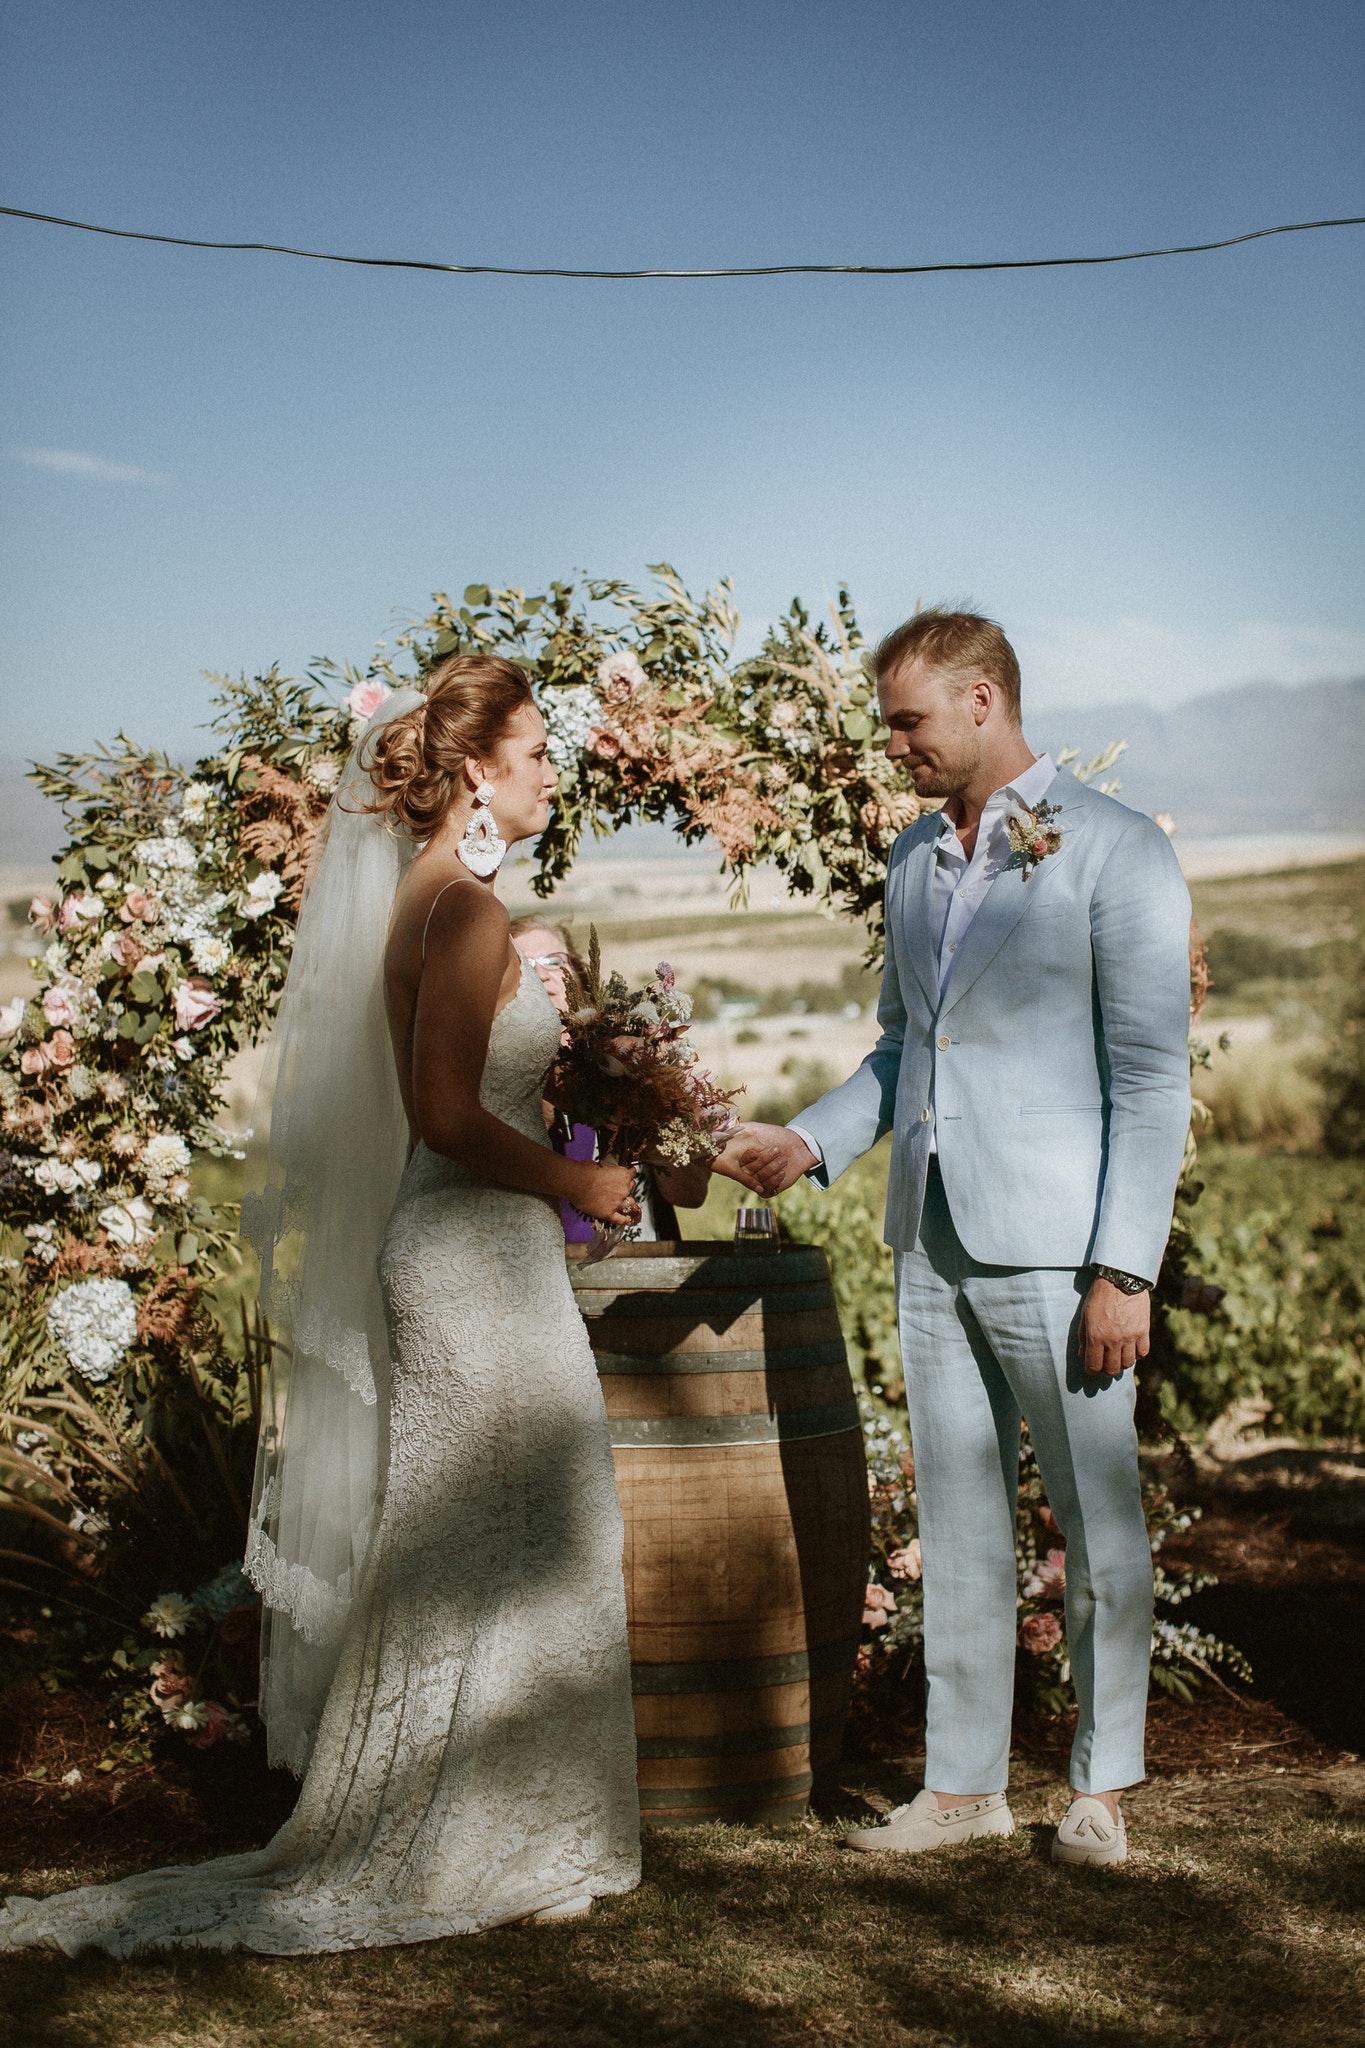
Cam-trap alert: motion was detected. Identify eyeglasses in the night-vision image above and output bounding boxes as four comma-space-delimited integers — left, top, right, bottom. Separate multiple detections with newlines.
523, 952, 570, 970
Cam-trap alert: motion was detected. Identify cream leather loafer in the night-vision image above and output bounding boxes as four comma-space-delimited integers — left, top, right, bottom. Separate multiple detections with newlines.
1051, 1796, 1127, 1866
844, 1788, 1015, 1855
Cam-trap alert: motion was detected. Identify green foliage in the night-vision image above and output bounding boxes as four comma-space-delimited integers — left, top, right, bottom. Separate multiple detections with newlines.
1316, 939, 1365, 1157
1154, 1150, 1365, 1438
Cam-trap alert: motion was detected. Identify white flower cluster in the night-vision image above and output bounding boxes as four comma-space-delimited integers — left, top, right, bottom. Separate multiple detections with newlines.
134, 833, 232, 961
240, 869, 285, 920
179, 782, 218, 826
32, 1156, 101, 1195
540, 685, 601, 774
139, 1131, 191, 1198
47, 1275, 139, 1383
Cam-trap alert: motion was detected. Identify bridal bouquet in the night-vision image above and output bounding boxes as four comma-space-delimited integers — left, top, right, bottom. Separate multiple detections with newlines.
554, 930, 742, 1169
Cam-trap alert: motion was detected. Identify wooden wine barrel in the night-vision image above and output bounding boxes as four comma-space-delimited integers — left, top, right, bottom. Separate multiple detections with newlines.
568, 1240, 870, 1826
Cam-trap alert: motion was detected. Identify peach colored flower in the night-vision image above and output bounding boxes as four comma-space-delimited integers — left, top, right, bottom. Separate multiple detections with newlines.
121, 888, 157, 924
47, 1030, 77, 1070
28, 896, 57, 934
42, 987, 79, 1029
173, 979, 221, 1030
110, 930, 145, 971
346, 679, 392, 722
862, 1582, 896, 1630
887, 1540, 922, 1582
589, 727, 623, 760
1019, 1611, 1063, 1655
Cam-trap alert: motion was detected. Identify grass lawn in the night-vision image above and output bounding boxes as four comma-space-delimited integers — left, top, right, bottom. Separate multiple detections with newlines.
2, 1770, 1363, 2048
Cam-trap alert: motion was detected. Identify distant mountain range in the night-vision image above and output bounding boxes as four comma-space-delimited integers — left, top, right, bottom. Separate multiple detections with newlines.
3, 676, 1362, 869
1031, 676, 1364, 835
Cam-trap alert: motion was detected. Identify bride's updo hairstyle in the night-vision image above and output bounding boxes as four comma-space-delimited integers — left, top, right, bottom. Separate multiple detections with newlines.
362, 654, 534, 838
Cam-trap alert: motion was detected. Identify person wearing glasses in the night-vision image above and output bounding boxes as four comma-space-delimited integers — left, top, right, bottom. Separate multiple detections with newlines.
510, 916, 711, 1242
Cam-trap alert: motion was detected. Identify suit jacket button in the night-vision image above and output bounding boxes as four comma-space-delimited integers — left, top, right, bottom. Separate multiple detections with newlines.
936, 1035, 951, 1050
920, 1108, 931, 1122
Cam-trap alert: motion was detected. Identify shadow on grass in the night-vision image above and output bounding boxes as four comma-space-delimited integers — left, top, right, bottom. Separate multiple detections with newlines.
3, 1809, 1363, 2048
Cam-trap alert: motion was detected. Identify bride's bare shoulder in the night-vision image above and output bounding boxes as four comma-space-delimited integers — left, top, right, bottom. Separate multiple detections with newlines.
388, 871, 507, 977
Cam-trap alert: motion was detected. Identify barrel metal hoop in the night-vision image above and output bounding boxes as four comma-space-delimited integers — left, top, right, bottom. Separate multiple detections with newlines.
637, 1771, 814, 1811
580, 1288, 837, 1319
609, 1399, 859, 1448
631, 1639, 860, 1695
634, 1712, 848, 1760
593, 1340, 847, 1377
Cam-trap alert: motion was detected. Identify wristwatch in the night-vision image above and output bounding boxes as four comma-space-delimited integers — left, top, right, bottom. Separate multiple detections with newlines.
1091, 1263, 1152, 1296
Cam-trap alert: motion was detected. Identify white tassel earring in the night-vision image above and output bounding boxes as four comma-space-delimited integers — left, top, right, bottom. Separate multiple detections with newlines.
456, 779, 507, 877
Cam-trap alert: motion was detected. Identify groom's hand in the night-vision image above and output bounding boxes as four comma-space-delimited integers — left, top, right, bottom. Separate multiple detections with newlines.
713, 1123, 818, 1197
1079, 1276, 1152, 1379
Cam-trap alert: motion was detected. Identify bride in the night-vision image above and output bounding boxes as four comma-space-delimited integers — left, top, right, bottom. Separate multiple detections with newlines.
0, 656, 644, 1954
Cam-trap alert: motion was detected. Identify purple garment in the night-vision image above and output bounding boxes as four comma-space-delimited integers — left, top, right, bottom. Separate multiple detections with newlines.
553, 1120, 598, 1242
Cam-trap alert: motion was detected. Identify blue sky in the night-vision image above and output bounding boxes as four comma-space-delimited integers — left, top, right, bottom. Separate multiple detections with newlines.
1, 0, 1362, 761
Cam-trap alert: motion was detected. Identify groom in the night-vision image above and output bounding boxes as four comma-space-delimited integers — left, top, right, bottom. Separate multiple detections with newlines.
726, 608, 1191, 1865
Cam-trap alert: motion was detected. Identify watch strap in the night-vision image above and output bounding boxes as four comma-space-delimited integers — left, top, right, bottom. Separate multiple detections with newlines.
1091, 1263, 1152, 1296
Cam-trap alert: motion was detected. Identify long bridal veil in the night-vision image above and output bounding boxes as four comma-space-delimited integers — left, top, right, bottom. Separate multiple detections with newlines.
241, 687, 422, 1772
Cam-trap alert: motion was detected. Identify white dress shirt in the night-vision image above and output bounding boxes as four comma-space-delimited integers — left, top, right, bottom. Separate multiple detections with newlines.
790, 751, 1056, 1168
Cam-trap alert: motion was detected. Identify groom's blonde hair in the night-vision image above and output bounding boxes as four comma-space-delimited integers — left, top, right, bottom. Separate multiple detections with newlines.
872, 607, 1022, 725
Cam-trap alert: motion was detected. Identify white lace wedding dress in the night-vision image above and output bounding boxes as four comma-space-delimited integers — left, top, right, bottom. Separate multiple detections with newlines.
0, 960, 641, 1955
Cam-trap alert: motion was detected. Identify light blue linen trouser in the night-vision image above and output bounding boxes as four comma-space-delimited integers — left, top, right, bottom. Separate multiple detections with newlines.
896, 1161, 1153, 1796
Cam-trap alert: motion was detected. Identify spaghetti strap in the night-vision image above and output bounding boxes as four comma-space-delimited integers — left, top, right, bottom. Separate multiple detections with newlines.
421, 877, 466, 961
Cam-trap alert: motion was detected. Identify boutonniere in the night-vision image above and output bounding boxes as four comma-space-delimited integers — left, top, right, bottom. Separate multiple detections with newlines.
1006, 798, 1064, 879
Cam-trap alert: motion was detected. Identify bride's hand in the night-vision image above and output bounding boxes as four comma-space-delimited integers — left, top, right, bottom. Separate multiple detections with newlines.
574, 1161, 641, 1226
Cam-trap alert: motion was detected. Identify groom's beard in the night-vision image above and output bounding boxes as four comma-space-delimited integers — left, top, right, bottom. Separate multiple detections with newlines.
908, 737, 982, 803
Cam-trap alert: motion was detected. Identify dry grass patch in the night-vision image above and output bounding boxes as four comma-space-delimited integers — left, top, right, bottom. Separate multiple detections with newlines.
2, 1779, 1363, 2048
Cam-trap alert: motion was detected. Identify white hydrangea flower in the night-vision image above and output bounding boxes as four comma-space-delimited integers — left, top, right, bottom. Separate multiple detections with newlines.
240, 869, 285, 919
139, 1133, 192, 1195
191, 933, 232, 974
541, 685, 601, 773
47, 1276, 139, 1382
135, 835, 199, 876
143, 1592, 196, 1638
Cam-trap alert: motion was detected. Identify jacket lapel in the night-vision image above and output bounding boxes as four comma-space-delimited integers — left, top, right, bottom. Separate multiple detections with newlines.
889, 820, 940, 1012
936, 772, 1094, 1020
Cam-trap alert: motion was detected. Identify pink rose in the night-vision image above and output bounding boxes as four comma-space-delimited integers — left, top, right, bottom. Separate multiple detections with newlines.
42, 987, 79, 1029
192, 1699, 233, 1749
1031, 835, 1048, 859
887, 1540, 922, 1582
28, 896, 56, 935
22, 1031, 76, 1075
346, 680, 392, 723
1028, 1548, 1067, 1602
121, 888, 157, 924
47, 1029, 77, 1070
173, 979, 221, 1031
588, 727, 622, 760
1019, 1611, 1063, 1656
59, 892, 102, 932
111, 930, 145, 971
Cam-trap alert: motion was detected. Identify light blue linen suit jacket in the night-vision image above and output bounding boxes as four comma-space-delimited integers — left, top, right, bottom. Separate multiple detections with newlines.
790, 770, 1192, 1281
